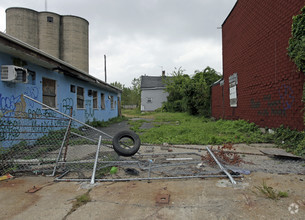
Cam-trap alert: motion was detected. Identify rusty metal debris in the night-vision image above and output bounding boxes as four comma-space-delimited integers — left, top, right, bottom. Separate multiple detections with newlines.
202, 144, 246, 166
206, 146, 236, 185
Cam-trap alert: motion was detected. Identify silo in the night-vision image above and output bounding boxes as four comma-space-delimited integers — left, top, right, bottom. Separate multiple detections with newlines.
38, 12, 61, 58
61, 15, 89, 73
6, 7, 39, 48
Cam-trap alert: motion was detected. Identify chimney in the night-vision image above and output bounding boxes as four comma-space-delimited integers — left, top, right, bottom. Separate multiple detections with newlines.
162, 70, 165, 77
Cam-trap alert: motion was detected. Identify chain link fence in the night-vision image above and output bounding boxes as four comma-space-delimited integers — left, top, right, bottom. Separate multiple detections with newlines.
1, 95, 241, 184
0, 95, 113, 176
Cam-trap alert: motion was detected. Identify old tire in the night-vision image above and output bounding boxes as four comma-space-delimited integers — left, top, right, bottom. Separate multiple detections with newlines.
112, 130, 141, 157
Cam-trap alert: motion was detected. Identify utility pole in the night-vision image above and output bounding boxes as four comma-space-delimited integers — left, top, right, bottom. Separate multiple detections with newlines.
104, 55, 107, 83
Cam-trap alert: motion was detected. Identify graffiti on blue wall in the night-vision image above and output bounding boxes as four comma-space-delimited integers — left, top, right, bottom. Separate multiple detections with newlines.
85, 100, 94, 122
250, 84, 295, 117
61, 98, 74, 115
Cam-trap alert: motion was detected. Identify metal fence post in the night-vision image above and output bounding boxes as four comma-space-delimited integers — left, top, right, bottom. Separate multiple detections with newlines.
91, 136, 102, 184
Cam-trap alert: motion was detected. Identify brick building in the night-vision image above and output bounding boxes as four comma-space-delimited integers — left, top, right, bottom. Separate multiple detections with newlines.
211, 0, 305, 131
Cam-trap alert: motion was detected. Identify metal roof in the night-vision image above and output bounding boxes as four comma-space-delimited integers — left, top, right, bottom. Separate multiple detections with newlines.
0, 31, 121, 93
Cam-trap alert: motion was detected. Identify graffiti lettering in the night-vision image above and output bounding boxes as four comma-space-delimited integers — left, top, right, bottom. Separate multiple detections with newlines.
61, 98, 74, 115
0, 119, 21, 141
85, 100, 94, 121
250, 84, 294, 117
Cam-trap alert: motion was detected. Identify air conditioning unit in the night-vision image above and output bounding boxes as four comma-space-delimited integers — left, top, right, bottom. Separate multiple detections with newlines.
1, 65, 28, 83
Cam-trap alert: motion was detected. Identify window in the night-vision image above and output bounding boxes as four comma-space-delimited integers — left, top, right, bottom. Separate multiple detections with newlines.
42, 78, 56, 108
47, 16, 53, 23
101, 93, 105, 109
77, 87, 84, 108
147, 97, 152, 103
110, 96, 114, 109
70, 85, 75, 93
93, 91, 98, 109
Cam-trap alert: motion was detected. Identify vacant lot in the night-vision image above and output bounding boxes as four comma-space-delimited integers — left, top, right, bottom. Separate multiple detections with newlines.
1, 111, 304, 219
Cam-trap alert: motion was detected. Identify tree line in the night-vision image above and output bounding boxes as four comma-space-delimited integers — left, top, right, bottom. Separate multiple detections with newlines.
112, 66, 221, 117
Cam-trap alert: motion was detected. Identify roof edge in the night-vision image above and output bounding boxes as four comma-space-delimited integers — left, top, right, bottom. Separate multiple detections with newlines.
0, 31, 120, 92
222, 0, 239, 26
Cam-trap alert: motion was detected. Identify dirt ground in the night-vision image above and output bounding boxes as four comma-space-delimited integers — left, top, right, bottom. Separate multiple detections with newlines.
1, 144, 305, 220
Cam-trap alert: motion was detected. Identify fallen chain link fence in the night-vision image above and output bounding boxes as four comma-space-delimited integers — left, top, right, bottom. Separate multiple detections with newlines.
1, 95, 303, 184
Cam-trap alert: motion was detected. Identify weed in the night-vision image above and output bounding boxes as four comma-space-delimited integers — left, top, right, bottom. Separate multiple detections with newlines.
273, 125, 305, 156
63, 189, 91, 220
254, 182, 288, 200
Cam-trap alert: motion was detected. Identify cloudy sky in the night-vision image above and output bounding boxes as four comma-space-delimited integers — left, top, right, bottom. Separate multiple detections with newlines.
0, 0, 236, 87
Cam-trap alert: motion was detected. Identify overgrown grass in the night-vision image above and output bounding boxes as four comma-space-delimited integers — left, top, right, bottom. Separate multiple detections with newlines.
128, 112, 272, 145
122, 110, 305, 156
274, 125, 305, 156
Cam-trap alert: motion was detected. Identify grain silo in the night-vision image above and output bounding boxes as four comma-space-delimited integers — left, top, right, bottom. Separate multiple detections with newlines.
61, 16, 89, 73
38, 12, 61, 58
6, 7, 39, 48
5, 7, 89, 74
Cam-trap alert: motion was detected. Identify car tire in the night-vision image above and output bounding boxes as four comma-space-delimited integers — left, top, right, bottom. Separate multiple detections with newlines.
112, 130, 141, 157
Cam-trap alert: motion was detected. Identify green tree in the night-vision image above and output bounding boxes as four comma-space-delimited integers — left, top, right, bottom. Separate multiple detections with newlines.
288, 5, 305, 73
110, 77, 141, 107
131, 77, 141, 107
186, 67, 222, 116
163, 67, 190, 112
163, 66, 221, 117
110, 81, 124, 90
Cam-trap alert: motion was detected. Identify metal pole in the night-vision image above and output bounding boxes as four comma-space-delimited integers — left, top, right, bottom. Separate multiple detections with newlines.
104, 55, 107, 83
90, 136, 102, 184
50, 118, 73, 176
206, 146, 237, 185
23, 94, 113, 138
55, 174, 242, 182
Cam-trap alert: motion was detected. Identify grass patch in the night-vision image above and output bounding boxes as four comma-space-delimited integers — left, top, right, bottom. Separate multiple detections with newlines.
274, 125, 305, 156
132, 112, 272, 145
254, 182, 288, 200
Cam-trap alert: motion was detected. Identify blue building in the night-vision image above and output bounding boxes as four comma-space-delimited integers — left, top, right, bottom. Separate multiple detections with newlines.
0, 32, 121, 147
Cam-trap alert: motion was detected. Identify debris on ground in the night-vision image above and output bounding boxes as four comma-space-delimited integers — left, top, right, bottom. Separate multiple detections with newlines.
201, 144, 246, 166
260, 148, 302, 160
0, 174, 13, 181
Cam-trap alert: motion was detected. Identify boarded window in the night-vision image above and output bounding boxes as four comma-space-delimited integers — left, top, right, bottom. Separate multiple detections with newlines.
42, 78, 56, 108
93, 91, 98, 109
77, 87, 84, 108
101, 93, 105, 109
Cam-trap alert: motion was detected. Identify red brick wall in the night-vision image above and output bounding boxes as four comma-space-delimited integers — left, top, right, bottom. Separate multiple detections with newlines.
214, 0, 305, 130
211, 83, 224, 119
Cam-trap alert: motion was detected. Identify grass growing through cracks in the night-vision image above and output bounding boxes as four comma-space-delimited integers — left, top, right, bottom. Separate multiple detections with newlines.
254, 182, 288, 200
63, 189, 91, 219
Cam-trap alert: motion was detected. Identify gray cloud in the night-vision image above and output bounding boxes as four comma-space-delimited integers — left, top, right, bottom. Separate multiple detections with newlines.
0, 0, 236, 86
